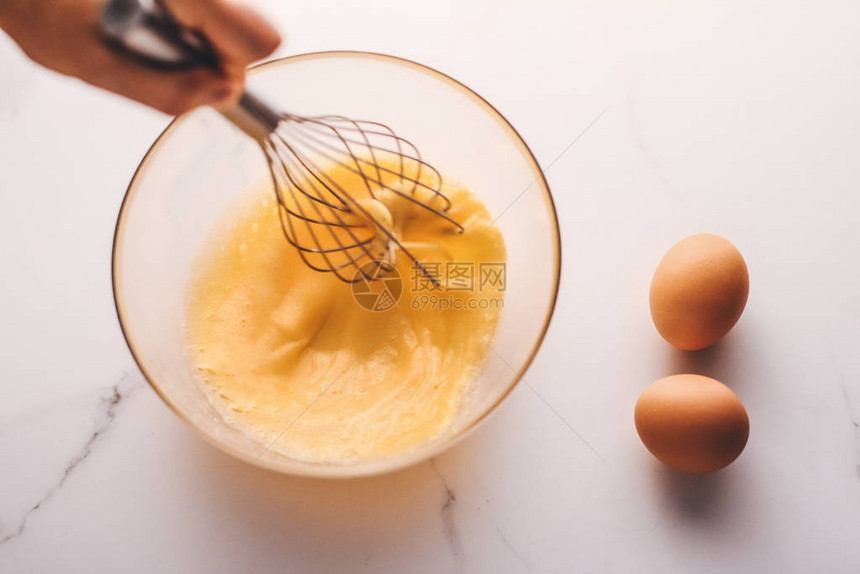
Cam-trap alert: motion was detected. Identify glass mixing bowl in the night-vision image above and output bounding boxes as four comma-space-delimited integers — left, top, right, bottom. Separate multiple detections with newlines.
113, 52, 560, 477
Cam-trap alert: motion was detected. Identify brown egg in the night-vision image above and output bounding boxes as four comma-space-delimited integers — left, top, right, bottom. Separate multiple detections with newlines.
634, 374, 749, 473
650, 234, 749, 351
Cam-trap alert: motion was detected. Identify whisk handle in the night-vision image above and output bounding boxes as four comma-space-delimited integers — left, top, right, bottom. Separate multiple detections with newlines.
100, 0, 218, 70
100, 0, 281, 141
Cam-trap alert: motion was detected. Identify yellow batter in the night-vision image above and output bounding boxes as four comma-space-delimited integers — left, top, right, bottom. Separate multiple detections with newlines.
185, 166, 505, 462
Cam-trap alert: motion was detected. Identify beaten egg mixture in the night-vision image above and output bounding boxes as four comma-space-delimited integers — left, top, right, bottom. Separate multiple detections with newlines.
185, 167, 505, 461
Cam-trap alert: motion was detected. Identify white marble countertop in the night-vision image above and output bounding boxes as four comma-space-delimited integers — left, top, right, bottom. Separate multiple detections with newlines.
2, 1, 859, 572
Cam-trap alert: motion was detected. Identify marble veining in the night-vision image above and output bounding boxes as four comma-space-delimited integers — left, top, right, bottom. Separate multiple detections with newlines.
0, 371, 143, 546
471, 328, 607, 466
839, 378, 860, 480
430, 459, 464, 571
522, 380, 608, 466
495, 527, 531, 573
623, 80, 686, 207
429, 459, 532, 572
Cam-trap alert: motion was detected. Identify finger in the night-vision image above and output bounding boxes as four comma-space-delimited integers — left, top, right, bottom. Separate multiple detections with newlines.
161, 0, 281, 73
82, 41, 243, 115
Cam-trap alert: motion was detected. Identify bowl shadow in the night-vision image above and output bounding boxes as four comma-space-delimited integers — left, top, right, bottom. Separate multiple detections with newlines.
177, 431, 468, 566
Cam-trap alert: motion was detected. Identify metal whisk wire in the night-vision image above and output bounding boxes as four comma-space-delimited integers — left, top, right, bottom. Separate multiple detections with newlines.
265, 114, 463, 284
99, 0, 463, 285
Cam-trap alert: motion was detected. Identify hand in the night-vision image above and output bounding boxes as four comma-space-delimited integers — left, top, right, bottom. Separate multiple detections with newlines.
0, 0, 281, 114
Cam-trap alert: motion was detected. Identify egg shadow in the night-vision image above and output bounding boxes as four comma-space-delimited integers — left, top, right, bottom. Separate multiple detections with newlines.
665, 325, 753, 391
653, 326, 758, 521
653, 464, 726, 519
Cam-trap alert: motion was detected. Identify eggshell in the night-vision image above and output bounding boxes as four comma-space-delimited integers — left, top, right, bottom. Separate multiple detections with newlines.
634, 374, 749, 473
650, 234, 749, 351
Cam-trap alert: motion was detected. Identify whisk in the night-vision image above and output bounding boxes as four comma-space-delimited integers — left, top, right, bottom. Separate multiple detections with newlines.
100, 0, 462, 285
